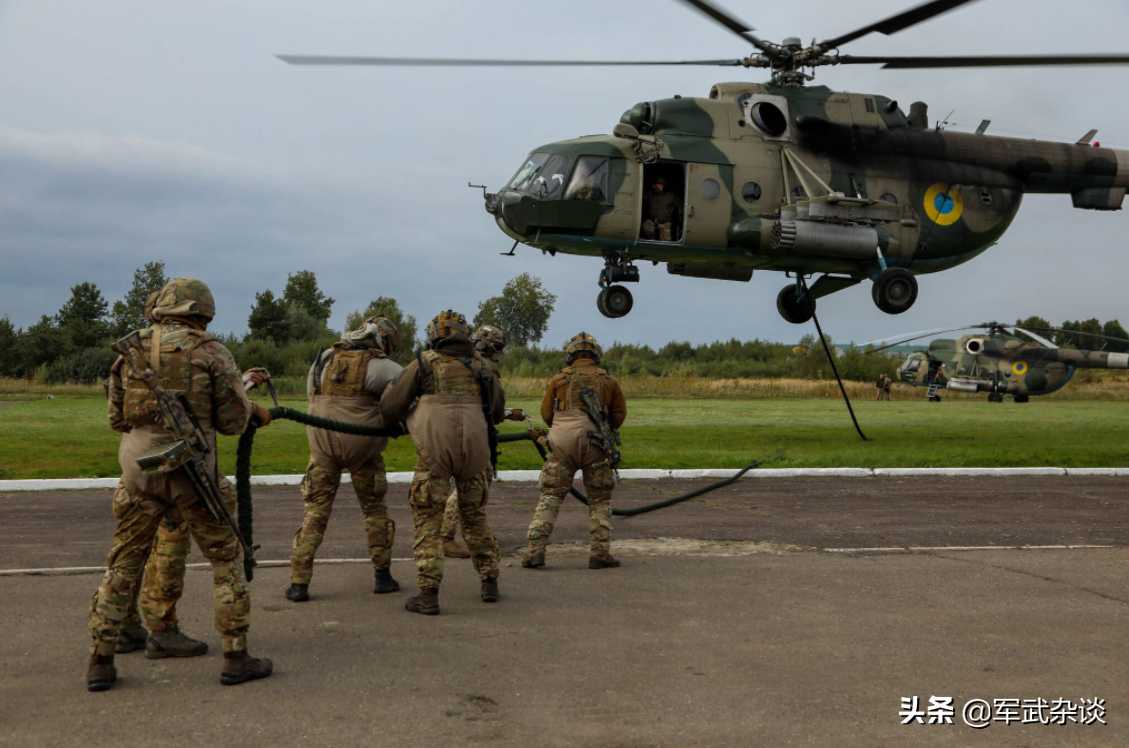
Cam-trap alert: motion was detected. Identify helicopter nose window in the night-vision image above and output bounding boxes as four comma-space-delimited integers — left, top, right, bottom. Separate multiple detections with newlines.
565, 156, 610, 202
529, 154, 569, 199
507, 153, 549, 192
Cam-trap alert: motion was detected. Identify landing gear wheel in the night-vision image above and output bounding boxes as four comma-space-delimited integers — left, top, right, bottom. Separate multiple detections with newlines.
928, 395, 942, 402
597, 285, 633, 319
1014, 394, 1030, 403
776, 284, 815, 324
872, 268, 918, 315
988, 392, 1005, 403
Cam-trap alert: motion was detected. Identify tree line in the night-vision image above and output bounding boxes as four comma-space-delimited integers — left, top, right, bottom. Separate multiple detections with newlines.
1, 264, 1124, 385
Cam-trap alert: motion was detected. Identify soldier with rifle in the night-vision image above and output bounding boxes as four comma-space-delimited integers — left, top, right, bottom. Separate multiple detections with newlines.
86, 278, 274, 692
523, 332, 627, 570
380, 310, 505, 616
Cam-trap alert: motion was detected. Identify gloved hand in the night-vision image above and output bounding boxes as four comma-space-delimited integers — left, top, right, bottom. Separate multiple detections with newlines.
242, 367, 272, 391
251, 403, 272, 428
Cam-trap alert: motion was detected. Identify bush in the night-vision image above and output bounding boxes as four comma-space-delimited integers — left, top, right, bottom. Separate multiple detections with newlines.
44, 348, 118, 384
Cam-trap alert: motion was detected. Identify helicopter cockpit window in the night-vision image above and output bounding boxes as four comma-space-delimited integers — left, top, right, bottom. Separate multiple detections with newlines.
507, 153, 549, 192
565, 156, 609, 202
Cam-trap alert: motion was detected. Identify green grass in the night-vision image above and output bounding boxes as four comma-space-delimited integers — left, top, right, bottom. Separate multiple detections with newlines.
2, 395, 1128, 479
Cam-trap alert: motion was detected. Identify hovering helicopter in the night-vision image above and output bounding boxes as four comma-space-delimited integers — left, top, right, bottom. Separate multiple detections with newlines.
868, 323, 1129, 402
279, 0, 1129, 323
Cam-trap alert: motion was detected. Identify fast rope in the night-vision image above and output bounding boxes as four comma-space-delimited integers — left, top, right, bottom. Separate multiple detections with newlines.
800, 277, 868, 442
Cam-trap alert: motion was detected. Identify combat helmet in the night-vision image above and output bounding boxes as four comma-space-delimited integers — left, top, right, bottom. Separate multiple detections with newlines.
426, 309, 470, 345
564, 331, 602, 363
151, 277, 215, 323
472, 324, 507, 357
341, 316, 401, 353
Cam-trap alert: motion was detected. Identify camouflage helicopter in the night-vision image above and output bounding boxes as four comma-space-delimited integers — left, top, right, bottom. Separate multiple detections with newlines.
868, 323, 1129, 402
279, 0, 1129, 323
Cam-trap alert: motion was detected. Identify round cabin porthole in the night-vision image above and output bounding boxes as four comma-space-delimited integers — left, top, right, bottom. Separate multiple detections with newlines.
702, 178, 721, 200
751, 101, 788, 137
741, 181, 762, 201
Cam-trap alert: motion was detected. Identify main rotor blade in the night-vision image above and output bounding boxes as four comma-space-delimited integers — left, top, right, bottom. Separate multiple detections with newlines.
818, 0, 981, 51
859, 325, 983, 352
837, 53, 1129, 68
675, 0, 775, 55
277, 54, 750, 67
1020, 327, 1129, 347
1012, 327, 1058, 349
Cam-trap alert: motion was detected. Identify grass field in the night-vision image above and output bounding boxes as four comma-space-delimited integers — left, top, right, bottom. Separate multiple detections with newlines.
1, 393, 1127, 479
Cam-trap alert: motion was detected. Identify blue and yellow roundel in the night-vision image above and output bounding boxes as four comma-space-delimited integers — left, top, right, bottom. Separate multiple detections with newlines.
923, 183, 964, 226
1011, 361, 1029, 376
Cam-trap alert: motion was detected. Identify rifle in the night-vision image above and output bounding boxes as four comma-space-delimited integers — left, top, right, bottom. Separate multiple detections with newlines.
113, 331, 256, 576
474, 365, 500, 476
579, 385, 621, 471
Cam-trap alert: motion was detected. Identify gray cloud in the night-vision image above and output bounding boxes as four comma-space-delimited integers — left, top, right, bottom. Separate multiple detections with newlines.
0, 0, 1127, 348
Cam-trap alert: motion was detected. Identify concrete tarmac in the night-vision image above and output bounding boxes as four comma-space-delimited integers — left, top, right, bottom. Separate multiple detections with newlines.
1, 477, 1127, 746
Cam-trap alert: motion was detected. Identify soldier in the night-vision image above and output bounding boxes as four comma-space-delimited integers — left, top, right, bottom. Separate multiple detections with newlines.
440, 324, 524, 559
87, 277, 274, 692
381, 310, 505, 616
115, 290, 205, 660
641, 177, 680, 241
523, 332, 626, 570
875, 373, 893, 401
285, 317, 404, 602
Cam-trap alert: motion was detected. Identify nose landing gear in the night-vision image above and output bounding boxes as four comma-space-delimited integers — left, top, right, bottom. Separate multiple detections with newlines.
596, 257, 639, 319
776, 282, 815, 324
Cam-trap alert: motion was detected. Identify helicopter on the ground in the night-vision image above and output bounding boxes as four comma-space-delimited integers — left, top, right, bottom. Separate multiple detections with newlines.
868, 323, 1129, 402
280, 0, 1129, 324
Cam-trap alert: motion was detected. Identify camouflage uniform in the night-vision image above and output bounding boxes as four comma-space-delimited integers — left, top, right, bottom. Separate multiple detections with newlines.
441, 325, 506, 553
381, 311, 505, 609
526, 333, 627, 565
87, 278, 272, 691
642, 182, 679, 241
120, 517, 192, 637
289, 319, 403, 589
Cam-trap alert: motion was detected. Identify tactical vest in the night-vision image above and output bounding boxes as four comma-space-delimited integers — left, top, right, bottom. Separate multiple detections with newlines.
418, 349, 482, 398
122, 324, 214, 428
555, 364, 610, 412
318, 347, 385, 399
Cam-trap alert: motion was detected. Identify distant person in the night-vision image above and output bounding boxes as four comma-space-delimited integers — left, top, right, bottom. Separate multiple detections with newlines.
286, 317, 404, 603
88, 277, 274, 692
523, 332, 627, 570
381, 310, 505, 616
875, 373, 893, 401
440, 324, 524, 559
642, 177, 680, 241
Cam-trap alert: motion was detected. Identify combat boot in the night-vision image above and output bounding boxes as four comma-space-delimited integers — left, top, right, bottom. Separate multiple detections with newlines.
589, 555, 621, 569
86, 654, 117, 692
220, 651, 274, 686
145, 627, 208, 659
404, 588, 440, 616
285, 583, 310, 602
521, 549, 545, 569
373, 567, 400, 594
115, 622, 148, 654
480, 577, 500, 603
443, 538, 472, 558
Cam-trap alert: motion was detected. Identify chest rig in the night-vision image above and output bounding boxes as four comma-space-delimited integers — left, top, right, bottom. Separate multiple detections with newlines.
417, 349, 482, 397
122, 324, 214, 428
554, 365, 609, 412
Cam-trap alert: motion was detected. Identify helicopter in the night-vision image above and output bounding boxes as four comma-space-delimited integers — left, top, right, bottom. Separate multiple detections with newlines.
279, 0, 1129, 324
867, 322, 1129, 402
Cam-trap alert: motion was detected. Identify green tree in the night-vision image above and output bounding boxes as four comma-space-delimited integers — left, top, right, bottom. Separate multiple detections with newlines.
345, 296, 418, 363
473, 273, 557, 347
1015, 316, 1052, 335
17, 315, 69, 374
110, 261, 167, 337
247, 290, 290, 344
1102, 320, 1129, 353
284, 302, 330, 343
282, 270, 334, 324
0, 318, 18, 376
56, 282, 109, 348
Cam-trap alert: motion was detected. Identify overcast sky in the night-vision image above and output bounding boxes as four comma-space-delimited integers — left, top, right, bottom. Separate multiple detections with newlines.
1, 0, 1128, 347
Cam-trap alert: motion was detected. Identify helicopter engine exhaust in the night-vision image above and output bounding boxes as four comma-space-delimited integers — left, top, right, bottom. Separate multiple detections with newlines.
770, 220, 879, 259
965, 338, 985, 355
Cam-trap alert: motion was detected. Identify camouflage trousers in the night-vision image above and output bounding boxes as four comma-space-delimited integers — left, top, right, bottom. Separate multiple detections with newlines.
290, 453, 393, 585
89, 479, 249, 657
122, 515, 191, 633
440, 473, 497, 542
409, 456, 499, 591
528, 454, 615, 557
